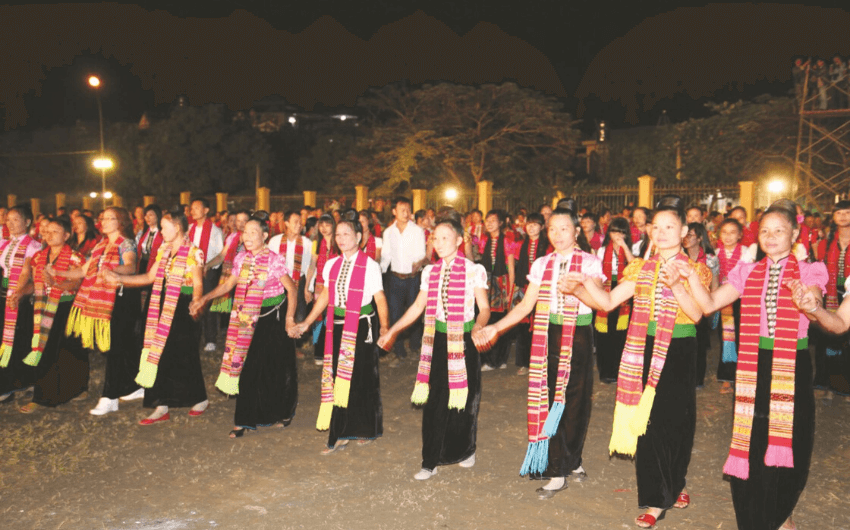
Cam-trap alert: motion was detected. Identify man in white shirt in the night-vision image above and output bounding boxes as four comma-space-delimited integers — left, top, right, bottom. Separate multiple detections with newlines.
380, 197, 427, 364
189, 198, 224, 351
268, 210, 313, 321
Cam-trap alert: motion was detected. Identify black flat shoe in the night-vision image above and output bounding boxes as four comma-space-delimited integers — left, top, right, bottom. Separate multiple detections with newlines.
229, 428, 246, 439
0, 392, 15, 404
572, 471, 588, 483
536, 481, 568, 499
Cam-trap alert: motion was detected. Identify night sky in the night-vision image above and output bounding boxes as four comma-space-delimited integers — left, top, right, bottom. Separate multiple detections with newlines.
1, 1, 849, 131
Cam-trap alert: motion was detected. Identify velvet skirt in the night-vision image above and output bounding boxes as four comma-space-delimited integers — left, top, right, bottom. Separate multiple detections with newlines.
730, 347, 815, 530
235, 300, 298, 429
635, 335, 697, 509
142, 293, 206, 409
531, 324, 594, 479
421, 330, 481, 471
716, 299, 741, 383
595, 311, 628, 383
326, 316, 383, 447
0, 294, 36, 395
101, 287, 143, 399
32, 300, 89, 406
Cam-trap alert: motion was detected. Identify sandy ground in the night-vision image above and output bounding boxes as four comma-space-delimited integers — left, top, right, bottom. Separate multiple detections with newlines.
1, 335, 849, 530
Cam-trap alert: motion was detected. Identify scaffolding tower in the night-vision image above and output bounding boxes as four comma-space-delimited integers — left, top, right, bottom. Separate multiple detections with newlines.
793, 63, 850, 209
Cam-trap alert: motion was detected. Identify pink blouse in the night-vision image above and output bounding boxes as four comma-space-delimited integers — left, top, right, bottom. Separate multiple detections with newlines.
232, 249, 291, 300
726, 257, 828, 338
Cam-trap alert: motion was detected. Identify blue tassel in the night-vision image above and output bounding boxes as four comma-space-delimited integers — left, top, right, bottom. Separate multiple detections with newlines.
312, 322, 323, 345
711, 312, 720, 330
826, 347, 841, 358
722, 341, 738, 363
519, 440, 550, 476
542, 401, 565, 438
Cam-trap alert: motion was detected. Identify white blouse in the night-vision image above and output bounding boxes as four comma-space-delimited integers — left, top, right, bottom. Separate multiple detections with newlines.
322, 251, 384, 308
528, 250, 605, 315
419, 258, 488, 322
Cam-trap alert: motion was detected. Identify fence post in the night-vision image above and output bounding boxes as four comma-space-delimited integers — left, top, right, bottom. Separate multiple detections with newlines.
638, 175, 656, 209
303, 191, 316, 208
30, 198, 41, 217
112, 195, 123, 208
143, 195, 156, 207
7, 194, 16, 208
55, 193, 66, 212
216, 193, 228, 213
355, 186, 369, 211
82, 197, 93, 211
179, 191, 192, 206
411, 189, 427, 212
477, 180, 493, 215
552, 191, 565, 209
257, 187, 270, 212
738, 181, 755, 222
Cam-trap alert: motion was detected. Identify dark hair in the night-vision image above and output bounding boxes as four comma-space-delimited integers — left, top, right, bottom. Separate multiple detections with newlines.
248, 210, 271, 234
729, 205, 747, 217
549, 205, 579, 229
762, 199, 799, 230
162, 207, 189, 233
191, 197, 210, 210
632, 207, 651, 222
687, 222, 715, 256
485, 209, 507, 231
435, 217, 465, 238
601, 216, 633, 249
143, 204, 162, 231
49, 215, 72, 236
718, 218, 742, 234
414, 209, 427, 222
337, 209, 363, 235
106, 207, 135, 240
9, 204, 34, 227
525, 212, 545, 227
235, 209, 251, 219
283, 210, 300, 223
654, 195, 686, 224
555, 198, 577, 213
393, 196, 412, 209
304, 216, 318, 236
357, 210, 373, 232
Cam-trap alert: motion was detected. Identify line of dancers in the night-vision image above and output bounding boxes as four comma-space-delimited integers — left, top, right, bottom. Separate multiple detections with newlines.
1, 196, 848, 530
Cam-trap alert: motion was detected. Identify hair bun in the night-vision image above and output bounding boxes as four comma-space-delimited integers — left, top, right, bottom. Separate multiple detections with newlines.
341, 208, 359, 223
251, 210, 270, 223
556, 198, 577, 213
835, 200, 850, 212
655, 195, 683, 211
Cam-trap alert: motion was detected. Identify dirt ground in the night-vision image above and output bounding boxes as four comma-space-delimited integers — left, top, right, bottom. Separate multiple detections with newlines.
1, 335, 849, 530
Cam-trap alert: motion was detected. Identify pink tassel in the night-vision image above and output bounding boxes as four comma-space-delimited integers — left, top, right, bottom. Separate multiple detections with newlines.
723, 455, 750, 480
764, 445, 794, 468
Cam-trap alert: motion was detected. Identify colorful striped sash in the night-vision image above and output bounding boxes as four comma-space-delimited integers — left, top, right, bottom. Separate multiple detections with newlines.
24, 245, 77, 367
136, 241, 192, 387
412, 257, 468, 409
520, 251, 582, 476
724, 255, 799, 480
609, 253, 689, 457
316, 251, 368, 430
0, 235, 34, 366
215, 248, 271, 395
719, 244, 744, 363
825, 239, 850, 311
210, 232, 240, 313
595, 244, 631, 332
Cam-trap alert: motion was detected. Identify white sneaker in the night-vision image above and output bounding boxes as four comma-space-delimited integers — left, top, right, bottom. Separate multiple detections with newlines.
414, 468, 437, 480
480, 364, 496, 372
204, 342, 217, 352
89, 398, 118, 416
314, 358, 324, 366
119, 388, 144, 401
499, 363, 508, 369
459, 453, 476, 468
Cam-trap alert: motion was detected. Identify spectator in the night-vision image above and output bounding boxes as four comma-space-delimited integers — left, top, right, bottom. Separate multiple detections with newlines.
188, 198, 224, 352
830, 54, 847, 108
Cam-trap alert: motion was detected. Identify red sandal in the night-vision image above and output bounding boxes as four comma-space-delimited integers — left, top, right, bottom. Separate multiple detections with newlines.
635, 512, 664, 528
673, 492, 690, 509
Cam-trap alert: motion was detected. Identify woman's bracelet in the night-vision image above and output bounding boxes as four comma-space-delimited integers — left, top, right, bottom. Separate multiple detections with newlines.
806, 300, 820, 314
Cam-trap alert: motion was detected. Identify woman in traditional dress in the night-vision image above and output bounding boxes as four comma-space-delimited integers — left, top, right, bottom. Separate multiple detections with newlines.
563, 196, 710, 528
477, 203, 604, 498
714, 218, 754, 393
307, 214, 338, 365
379, 217, 490, 479
19, 217, 87, 413
191, 213, 299, 438
136, 204, 163, 275
293, 210, 389, 454
683, 222, 719, 387
207, 209, 246, 317
105, 208, 208, 425
480, 209, 516, 371
70, 214, 99, 260
683, 199, 827, 530
358, 210, 382, 262
0, 205, 42, 404
513, 213, 550, 376
594, 216, 634, 384
64, 206, 143, 416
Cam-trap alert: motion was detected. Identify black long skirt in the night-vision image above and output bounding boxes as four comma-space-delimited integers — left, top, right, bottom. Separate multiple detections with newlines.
32, 300, 88, 406
143, 293, 206, 409
101, 287, 143, 399
596, 312, 628, 383
820, 332, 850, 395
0, 295, 35, 395
635, 335, 697, 509
235, 300, 298, 429
716, 300, 741, 383
531, 324, 594, 479
696, 318, 711, 386
327, 316, 383, 447
730, 346, 815, 530
481, 311, 511, 368
421, 331, 481, 471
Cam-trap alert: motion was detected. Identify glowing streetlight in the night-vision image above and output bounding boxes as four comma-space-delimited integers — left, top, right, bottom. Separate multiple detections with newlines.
767, 180, 785, 194
103, 191, 113, 199
92, 157, 114, 170
88, 76, 101, 88
445, 188, 458, 200
288, 116, 297, 125
89, 192, 98, 198
87, 74, 109, 208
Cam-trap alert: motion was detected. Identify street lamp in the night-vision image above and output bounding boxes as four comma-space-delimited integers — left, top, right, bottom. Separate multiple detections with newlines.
445, 188, 458, 201
103, 191, 113, 200
89, 192, 98, 198
88, 75, 109, 209
767, 179, 785, 205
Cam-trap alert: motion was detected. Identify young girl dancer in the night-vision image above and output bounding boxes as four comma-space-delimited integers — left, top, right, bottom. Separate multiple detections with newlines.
379, 217, 490, 479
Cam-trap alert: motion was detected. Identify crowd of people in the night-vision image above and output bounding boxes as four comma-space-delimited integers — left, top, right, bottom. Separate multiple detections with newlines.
793, 55, 850, 109
1, 192, 849, 530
